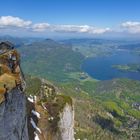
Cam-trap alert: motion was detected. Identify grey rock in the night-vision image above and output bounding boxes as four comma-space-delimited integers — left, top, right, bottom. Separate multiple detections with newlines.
0, 88, 29, 140
58, 104, 75, 140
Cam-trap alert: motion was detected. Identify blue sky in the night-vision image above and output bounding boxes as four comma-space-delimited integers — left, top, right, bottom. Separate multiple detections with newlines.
0, 0, 140, 38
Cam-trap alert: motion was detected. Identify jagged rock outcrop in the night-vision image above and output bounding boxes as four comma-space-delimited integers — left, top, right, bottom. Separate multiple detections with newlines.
0, 88, 29, 140
58, 104, 74, 140
27, 82, 75, 140
37, 102, 75, 140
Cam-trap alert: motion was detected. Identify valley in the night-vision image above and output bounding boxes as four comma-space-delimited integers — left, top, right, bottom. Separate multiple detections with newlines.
15, 38, 140, 140
1, 37, 140, 140
1, 1, 140, 140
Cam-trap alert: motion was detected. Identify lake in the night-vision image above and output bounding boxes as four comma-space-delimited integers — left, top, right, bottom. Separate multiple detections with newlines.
82, 51, 140, 81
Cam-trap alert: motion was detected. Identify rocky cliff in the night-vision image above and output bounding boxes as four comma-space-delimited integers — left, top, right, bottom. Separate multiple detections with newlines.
58, 104, 74, 140
0, 88, 29, 140
0, 81, 75, 140
27, 81, 75, 140
0, 42, 75, 140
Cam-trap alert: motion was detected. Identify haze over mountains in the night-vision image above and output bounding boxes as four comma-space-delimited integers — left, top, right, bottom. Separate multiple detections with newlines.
0, 34, 140, 140
4, 36, 139, 139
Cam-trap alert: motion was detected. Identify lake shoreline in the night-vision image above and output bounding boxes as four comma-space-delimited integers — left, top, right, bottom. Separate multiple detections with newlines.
82, 51, 140, 81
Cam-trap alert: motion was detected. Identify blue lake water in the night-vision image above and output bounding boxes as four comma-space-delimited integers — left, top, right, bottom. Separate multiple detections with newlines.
82, 51, 140, 81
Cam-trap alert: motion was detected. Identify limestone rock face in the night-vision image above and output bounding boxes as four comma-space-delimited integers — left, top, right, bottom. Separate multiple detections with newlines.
0, 88, 29, 140
58, 104, 74, 140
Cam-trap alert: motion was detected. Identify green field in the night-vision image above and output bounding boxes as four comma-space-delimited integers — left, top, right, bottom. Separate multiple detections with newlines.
112, 64, 140, 73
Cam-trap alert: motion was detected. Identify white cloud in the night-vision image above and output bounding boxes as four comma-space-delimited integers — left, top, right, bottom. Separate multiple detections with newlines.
1, 16, 140, 37
0, 15, 111, 35
121, 21, 140, 33
32, 23, 50, 32
121, 21, 140, 27
31, 23, 110, 34
89, 27, 111, 34
51, 24, 110, 34
0, 16, 32, 28
52, 25, 90, 33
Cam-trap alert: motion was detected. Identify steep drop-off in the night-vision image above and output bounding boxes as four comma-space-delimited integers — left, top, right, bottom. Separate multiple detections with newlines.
0, 41, 75, 140
0, 88, 29, 140
27, 81, 74, 140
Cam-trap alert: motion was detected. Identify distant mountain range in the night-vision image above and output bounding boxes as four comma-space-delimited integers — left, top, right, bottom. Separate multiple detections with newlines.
19, 39, 84, 82
0, 35, 44, 47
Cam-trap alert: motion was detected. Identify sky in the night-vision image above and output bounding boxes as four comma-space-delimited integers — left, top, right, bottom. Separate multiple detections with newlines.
0, 0, 140, 38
